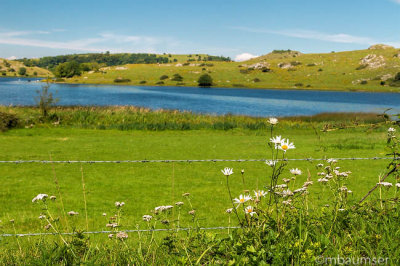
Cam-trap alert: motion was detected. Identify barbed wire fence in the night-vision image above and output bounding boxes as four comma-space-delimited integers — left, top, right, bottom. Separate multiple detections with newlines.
1, 155, 399, 238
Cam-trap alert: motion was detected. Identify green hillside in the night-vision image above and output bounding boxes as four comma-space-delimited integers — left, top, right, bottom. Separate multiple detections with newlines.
0, 58, 52, 78
53, 45, 400, 92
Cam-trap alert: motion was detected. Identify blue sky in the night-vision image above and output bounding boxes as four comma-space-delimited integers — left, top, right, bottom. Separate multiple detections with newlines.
0, 0, 399, 61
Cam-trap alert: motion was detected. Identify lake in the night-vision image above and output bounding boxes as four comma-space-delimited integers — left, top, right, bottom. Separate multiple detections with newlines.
0, 77, 399, 117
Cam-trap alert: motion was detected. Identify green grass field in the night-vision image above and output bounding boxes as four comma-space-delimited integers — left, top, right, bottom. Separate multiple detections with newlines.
0, 123, 392, 234
57, 46, 400, 92
1, 107, 400, 264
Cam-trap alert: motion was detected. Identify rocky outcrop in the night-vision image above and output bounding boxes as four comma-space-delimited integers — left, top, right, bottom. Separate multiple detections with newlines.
359, 54, 385, 69
368, 44, 395, 50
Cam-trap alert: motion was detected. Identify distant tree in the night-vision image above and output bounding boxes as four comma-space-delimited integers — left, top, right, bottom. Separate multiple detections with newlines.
33, 71, 38, 76
18, 67, 27, 76
198, 74, 213, 87
54, 61, 81, 78
395, 72, 400, 81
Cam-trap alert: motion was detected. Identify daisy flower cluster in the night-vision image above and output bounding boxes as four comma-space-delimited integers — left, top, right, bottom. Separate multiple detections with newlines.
270, 136, 295, 153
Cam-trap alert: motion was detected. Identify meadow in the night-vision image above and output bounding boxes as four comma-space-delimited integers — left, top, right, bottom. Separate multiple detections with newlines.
1, 106, 399, 264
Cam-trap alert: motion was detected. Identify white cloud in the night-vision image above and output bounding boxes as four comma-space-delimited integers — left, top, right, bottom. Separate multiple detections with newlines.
231, 26, 377, 45
0, 30, 179, 54
7, 56, 17, 60
234, 53, 258, 61
391, 0, 400, 4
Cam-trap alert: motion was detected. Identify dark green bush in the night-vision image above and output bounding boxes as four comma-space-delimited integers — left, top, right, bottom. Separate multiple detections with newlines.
197, 74, 213, 87
139, 80, 147, 84
171, 74, 183, 82
114, 78, 131, 83
295, 83, 304, 87
156, 81, 164, 85
0, 112, 19, 131
360, 80, 368, 85
159, 75, 169, 80
253, 78, 261, 82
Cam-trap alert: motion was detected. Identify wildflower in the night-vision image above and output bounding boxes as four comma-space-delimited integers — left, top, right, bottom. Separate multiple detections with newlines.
44, 224, 51, 230
9, 219, 14, 223
282, 200, 292, 205
268, 117, 278, 125
281, 189, 294, 197
317, 163, 324, 168
396, 183, 400, 188
377, 182, 392, 188
318, 178, 329, 183
108, 234, 114, 239
327, 158, 337, 164
317, 172, 325, 176
340, 186, 348, 192
38, 215, 46, 220
175, 202, 184, 206
221, 167, 234, 176
226, 208, 233, 213
278, 139, 295, 152
290, 168, 302, 176
106, 223, 118, 228
68, 211, 79, 216
274, 184, 287, 189
116, 232, 128, 240
102, 213, 107, 216
244, 206, 256, 216
337, 172, 349, 177
347, 190, 353, 194
142, 215, 153, 222
388, 127, 396, 133
233, 194, 251, 205
32, 194, 48, 203
303, 181, 313, 187
50, 196, 56, 201
115, 202, 125, 207
293, 187, 306, 193
182, 192, 190, 197
283, 178, 291, 183
254, 190, 267, 198
265, 160, 278, 167
164, 205, 173, 210
270, 135, 284, 146
338, 209, 345, 212
188, 210, 196, 215
241, 169, 245, 174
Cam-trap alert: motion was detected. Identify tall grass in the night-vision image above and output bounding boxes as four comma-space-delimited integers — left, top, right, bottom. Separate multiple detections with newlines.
0, 106, 386, 132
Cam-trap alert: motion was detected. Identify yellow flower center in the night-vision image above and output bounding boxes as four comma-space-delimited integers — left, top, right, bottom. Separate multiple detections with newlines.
281, 144, 288, 150
240, 198, 245, 203
247, 209, 252, 213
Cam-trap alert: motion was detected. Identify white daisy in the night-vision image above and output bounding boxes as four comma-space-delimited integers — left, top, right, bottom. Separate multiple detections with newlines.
265, 160, 278, 167
32, 194, 48, 203
142, 215, 152, 222
388, 127, 396, 133
221, 167, 234, 176
270, 136, 284, 146
226, 208, 233, 213
253, 190, 267, 198
377, 182, 392, 187
318, 178, 329, 183
396, 183, 400, 188
233, 194, 251, 205
278, 139, 295, 152
290, 168, 302, 176
268, 117, 278, 125
244, 206, 256, 216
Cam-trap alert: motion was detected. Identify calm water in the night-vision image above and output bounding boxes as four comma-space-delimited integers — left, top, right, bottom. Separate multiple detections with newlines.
1, 77, 399, 117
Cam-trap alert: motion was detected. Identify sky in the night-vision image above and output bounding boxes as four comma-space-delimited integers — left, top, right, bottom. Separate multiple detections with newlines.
0, 0, 399, 61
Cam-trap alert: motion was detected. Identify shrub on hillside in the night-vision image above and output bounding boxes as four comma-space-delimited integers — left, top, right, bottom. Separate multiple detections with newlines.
156, 81, 164, 85
198, 74, 213, 87
139, 80, 147, 84
159, 75, 169, 80
171, 74, 183, 82
114, 78, 131, 83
